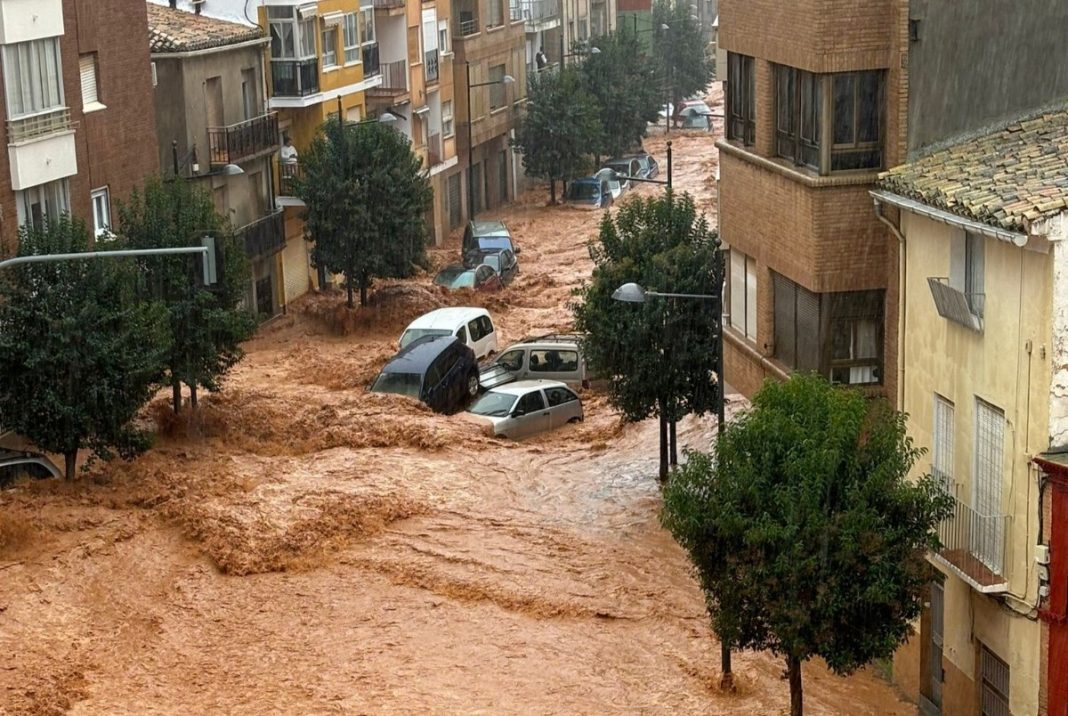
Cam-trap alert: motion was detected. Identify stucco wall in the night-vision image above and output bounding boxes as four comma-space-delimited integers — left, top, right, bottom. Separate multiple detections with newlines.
901, 211, 1051, 716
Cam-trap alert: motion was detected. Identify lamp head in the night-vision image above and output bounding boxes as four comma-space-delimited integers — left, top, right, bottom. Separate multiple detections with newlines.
612, 282, 647, 303
503, 74, 516, 84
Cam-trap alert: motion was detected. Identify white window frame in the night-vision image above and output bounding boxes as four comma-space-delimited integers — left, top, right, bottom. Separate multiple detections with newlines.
79, 53, 105, 113
342, 13, 360, 64
359, 7, 375, 47
4, 38, 65, 120
442, 100, 454, 138
973, 398, 1005, 572
91, 187, 111, 239
729, 248, 758, 342
438, 21, 451, 55
16, 179, 70, 231
932, 394, 954, 489
321, 23, 338, 68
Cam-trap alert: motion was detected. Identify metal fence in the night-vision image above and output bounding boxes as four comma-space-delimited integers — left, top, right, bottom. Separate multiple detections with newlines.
7, 106, 72, 143
207, 112, 279, 166
937, 486, 1010, 587
271, 58, 319, 97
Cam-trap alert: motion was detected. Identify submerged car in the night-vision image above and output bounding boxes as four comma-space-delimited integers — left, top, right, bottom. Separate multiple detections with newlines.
0, 450, 62, 488
466, 379, 583, 438
565, 177, 613, 210
463, 247, 518, 285
399, 307, 498, 360
626, 152, 659, 179
461, 220, 520, 259
478, 334, 590, 390
433, 264, 503, 292
603, 158, 642, 183
370, 335, 480, 413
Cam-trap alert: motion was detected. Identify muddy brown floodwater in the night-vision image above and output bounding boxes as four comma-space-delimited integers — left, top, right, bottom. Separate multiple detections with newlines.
0, 89, 914, 715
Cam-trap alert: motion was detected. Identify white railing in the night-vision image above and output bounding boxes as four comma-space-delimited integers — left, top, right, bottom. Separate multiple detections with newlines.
935, 484, 1011, 592
6, 106, 72, 143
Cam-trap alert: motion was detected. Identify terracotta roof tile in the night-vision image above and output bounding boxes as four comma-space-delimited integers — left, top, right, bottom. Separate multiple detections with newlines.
878, 110, 1068, 232
147, 3, 263, 53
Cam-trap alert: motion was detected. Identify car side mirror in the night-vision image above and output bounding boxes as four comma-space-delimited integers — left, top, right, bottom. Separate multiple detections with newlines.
515, 247, 521, 255
512, 408, 525, 417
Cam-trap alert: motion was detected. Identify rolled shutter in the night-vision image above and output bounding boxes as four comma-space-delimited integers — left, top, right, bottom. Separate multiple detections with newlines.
80, 55, 97, 105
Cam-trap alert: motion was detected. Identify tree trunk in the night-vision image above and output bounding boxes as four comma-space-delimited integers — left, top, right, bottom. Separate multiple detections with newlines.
189, 382, 198, 410
669, 417, 678, 466
64, 450, 77, 481
787, 654, 803, 716
720, 643, 734, 691
658, 407, 668, 482
549, 179, 557, 205
171, 376, 182, 414
359, 274, 369, 307
346, 278, 355, 309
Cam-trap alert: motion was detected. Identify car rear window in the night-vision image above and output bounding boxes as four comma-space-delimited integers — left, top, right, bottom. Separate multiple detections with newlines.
371, 372, 422, 398
400, 328, 450, 348
545, 387, 578, 407
567, 182, 599, 200
478, 236, 512, 251
529, 349, 579, 372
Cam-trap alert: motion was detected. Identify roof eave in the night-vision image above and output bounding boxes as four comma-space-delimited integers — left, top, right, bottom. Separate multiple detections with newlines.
150, 34, 269, 59
870, 188, 1029, 247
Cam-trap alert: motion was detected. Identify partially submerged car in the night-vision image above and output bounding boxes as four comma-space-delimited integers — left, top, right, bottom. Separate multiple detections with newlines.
479, 334, 589, 390
0, 449, 62, 488
564, 177, 613, 210
626, 152, 659, 179
399, 307, 498, 360
433, 264, 503, 292
462, 247, 519, 284
466, 380, 583, 438
461, 220, 520, 259
370, 335, 480, 413
603, 157, 642, 183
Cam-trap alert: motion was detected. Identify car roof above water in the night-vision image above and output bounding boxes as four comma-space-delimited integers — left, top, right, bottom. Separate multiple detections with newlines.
469, 220, 510, 237
490, 379, 570, 396
405, 306, 490, 330
382, 335, 460, 373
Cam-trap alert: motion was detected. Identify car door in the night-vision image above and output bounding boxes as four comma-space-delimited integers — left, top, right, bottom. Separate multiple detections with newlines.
466, 317, 489, 358
544, 386, 581, 430
509, 389, 550, 438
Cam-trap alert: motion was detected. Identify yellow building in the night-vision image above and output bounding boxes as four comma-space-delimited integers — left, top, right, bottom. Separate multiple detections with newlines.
873, 109, 1068, 716
264, 0, 383, 303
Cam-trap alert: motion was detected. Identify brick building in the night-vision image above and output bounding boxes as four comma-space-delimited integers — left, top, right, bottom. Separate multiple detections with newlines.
0, 0, 160, 255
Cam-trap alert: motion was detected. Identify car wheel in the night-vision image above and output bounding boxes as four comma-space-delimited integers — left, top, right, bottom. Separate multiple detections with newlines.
567, 416, 583, 424
466, 372, 480, 397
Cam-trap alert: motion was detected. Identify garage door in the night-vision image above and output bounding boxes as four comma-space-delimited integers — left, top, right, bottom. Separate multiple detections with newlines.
281, 235, 310, 305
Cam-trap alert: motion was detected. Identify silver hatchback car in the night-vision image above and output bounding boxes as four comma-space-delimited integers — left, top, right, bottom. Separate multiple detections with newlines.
465, 380, 583, 439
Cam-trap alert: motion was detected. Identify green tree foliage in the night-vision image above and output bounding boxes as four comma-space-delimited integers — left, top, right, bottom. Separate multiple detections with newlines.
118, 176, 255, 413
578, 28, 662, 160
651, 0, 712, 115
295, 118, 432, 307
513, 66, 601, 204
0, 217, 170, 479
572, 192, 723, 479
661, 374, 954, 716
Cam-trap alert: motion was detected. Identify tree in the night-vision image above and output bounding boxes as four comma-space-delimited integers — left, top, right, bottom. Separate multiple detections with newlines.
661, 374, 954, 716
578, 28, 662, 161
118, 176, 255, 413
572, 192, 723, 480
651, 0, 712, 118
295, 117, 432, 307
512, 66, 601, 204
0, 217, 170, 479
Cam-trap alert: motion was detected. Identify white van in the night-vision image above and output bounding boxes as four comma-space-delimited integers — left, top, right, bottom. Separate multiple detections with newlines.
399, 307, 498, 360
478, 334, 590, 390
594, 168, 624, 200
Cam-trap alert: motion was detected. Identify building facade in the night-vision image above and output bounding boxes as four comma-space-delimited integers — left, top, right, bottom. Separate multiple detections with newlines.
716, 0, 909, 405
148, 3, 285, 318
452, 0, 526, 220
874, 110, 1068, 716
0, 0, 160, 256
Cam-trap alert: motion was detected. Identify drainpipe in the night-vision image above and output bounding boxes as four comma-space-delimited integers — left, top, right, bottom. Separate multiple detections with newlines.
874, 197, 906, 412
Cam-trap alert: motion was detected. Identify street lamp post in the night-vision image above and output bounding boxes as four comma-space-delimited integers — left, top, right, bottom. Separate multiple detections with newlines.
465, 63, 515, 221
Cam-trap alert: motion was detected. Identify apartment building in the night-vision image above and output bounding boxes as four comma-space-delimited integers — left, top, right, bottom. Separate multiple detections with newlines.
873, 109, 1068, 716
452, 0, 526, 218
716, 0, 909, 402
520, 0, 615, 73
366, 0, 462, 243
148, 3, 285, 318
0, 0, 159, 256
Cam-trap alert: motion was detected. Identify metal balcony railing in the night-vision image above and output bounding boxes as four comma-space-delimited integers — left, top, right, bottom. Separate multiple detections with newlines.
6, 106, 72, 143
425, 50, 440, 83
240, 209, 286, 259
457, 10, 480, 36
428, 133, 442, 166
519, 0, 560, 24
934, 484, 1011, 593
207, 112, 279, 166
278, 159, 303, 196
271, 58, 319, 97
362, 43, 381, 77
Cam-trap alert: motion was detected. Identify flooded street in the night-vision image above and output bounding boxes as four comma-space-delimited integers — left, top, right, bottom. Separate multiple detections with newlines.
0, 90, 912, 715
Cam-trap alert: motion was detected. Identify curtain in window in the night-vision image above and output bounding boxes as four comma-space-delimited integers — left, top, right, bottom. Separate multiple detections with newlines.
343, 14, 360, 63
298, 17, 317, 57
848, 319, 878, 383
4, 39, 63, 118
270, 22, 295, 59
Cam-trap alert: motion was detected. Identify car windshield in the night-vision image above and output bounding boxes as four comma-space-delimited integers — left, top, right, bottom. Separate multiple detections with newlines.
433, 268, 466, 286
477, 236, 512, 251
567, 182, 599, 200
441, 271, 477, 289
371, 372, 422, 398
482, 254, 502, 272
399, 328, 450, 348
469, 391, 518, 417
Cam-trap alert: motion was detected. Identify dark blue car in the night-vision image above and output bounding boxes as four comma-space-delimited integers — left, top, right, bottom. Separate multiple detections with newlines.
370, 335, 480, 413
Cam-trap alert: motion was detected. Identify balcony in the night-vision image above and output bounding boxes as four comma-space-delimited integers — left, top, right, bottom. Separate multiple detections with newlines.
7, 107, 77, 191
207, 113, 279, 167
277, 159, 303, 198
425, 49, 440, 83
6, 106, 72, 144
373, 0, 405, 14
518, 0, 560, 30
428, 133, 442, 166
271, 58, 319, 97
362, 43, 381, 77
456, 8, 480, 36
933, 487, 1011, 593
367, 60, 408, 99
927, 277, 984, 332
241, 209, 286, 259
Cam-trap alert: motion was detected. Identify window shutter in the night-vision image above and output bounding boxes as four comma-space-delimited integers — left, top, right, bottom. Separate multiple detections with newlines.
80, 54, 97, 105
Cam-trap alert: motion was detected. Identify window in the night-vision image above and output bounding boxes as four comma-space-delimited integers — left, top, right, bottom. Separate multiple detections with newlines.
468, 318, 485, 341
439, 21, 450, 54
442, 100, 454, 137
4, 38, 64, 119
241, 68, 257, 119
268, 7, 317, 60
932, 395, 954, 489
974, 400, 1006, 572
726, 52, 754, 145
343, 13, 360, 63
775, 65, 819, 169
489, 64, 506, 109
515, 391, 545, 414
79, 53, 103, 111
545, 387, 578, 407
321, 25, 338, 67
964, 232, 985, 318
488, 0, 504, 27
980, 645, 1010, 716
831, 71, 882, 170
529, 350, 578, 372
91, 187, 111, 238
16, 179, 70, 231
497, 349, 524, 371
359, 8, 375, 46
772, 273, 884, 384
299, 16, 317, 57
728, 249, 757, 341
